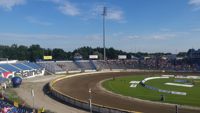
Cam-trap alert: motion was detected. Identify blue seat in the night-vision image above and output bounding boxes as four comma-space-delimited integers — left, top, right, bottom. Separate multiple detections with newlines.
0, 68, 7, 73
12, 63, 33, 70
0, 64, 21, 72
23, 62, 42, 69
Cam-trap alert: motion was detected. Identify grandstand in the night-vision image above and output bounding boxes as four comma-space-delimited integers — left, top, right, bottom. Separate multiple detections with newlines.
0, 60, 45, 78
23, 62, 42, 70
74, 60, 96, 72
92, 60, 110, 70
56, 61, 81, 73
38, 60, 98, 74
37, 61, 64, 74
37, 61, 81, 74
12, 63, 33, 71
123, 60, 139, 69
0, 64, 21, 72
106, 60, 126, 70
0, 67, 7, 73
37, 58, 200, 74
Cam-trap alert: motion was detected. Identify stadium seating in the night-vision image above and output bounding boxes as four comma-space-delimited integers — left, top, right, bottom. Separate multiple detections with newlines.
0, 64, 21, 72
12, 63, 33, 70
0, 62, 44, 78
0, 68, 7, 73
56, 61, 81, 72
106, 60, 126, 69
123, 60, 139, 69
75, 60, 96, 71
37, 58, 200, 74
23, 62, 42, 70
0, 62, 43, 73
37, 61, 64, 74
91, 60, 110, 70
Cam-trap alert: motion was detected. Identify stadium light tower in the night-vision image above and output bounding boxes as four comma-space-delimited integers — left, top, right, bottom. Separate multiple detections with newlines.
102, 6, 107, 61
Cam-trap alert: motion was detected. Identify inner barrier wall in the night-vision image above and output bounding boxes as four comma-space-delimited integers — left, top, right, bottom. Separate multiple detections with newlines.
49, 72, 135, 113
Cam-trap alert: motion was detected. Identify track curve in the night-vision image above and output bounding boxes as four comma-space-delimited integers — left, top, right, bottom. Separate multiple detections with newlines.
52, 72, 200, 113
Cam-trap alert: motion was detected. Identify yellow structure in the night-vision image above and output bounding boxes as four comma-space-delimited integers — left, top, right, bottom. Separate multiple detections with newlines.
43, 56, 52, 60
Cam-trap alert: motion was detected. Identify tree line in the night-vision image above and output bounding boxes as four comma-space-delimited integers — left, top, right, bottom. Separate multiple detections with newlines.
0, 44, 179, 62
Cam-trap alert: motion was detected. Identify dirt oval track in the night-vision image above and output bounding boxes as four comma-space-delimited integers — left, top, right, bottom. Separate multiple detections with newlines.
52, 72, 200, 113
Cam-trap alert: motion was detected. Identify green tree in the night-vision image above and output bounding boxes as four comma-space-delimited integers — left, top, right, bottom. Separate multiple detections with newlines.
52, 48, 68, 60
73, 46, 93, 59
28, 45, 43, 61
17, 45, 29, 60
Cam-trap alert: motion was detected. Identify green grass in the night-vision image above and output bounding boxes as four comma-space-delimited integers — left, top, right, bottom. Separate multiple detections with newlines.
102, 75, 200, 107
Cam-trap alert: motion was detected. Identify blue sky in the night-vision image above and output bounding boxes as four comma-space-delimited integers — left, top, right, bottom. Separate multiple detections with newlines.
0, 0, 200, 53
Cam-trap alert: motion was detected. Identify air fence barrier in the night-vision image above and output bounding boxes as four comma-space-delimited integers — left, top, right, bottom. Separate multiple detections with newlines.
49, 71, 136, 113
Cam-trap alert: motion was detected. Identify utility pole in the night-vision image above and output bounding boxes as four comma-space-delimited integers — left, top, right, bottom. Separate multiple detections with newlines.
102, 6, 107, 61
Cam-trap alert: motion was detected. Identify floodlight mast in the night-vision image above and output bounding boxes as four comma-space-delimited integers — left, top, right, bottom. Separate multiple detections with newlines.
102, 6, 107, 61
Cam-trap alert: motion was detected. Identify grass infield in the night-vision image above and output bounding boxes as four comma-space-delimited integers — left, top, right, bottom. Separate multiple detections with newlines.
102, 75, 200, 107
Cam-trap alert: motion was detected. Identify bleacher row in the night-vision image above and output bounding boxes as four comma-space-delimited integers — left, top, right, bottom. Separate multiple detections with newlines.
38, 60, 97, 74
0, 62, 44, 78
37, 59, 200, 74
37, 60, 139, 74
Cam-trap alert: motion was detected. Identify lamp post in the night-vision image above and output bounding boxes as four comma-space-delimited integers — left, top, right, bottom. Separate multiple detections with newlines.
102, 6, 107, 61
89, 88, 92, 113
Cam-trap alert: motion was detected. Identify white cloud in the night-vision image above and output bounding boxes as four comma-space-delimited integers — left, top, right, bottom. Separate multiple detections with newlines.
0, 33, 67, 40
112, 32, 124, 37
160, 28, 171, 32
150, 34, 176, 40
87, 4, 124, 22
189, 0, 200, 5
189, 0, 200, 10
112, 32, 176, 41
127, 35, 140, 39
51, 0, 63, 3
0, 33, 74, 50
50, 1, 124, 21
26, 16, 53, 26
0, 33, 104, 50
85, 34, 101, 41
192, 28, 200, 31
107, 8, 124, 21
0, 0, 25, 11
122, 33, 177, 41
58, 2, 80, 16
0, 33, 103, 43
50, 0, 80, 16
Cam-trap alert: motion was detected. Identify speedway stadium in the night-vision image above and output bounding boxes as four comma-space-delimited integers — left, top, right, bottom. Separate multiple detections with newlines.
0, 57, 200, 113
1, 0, 200, 113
